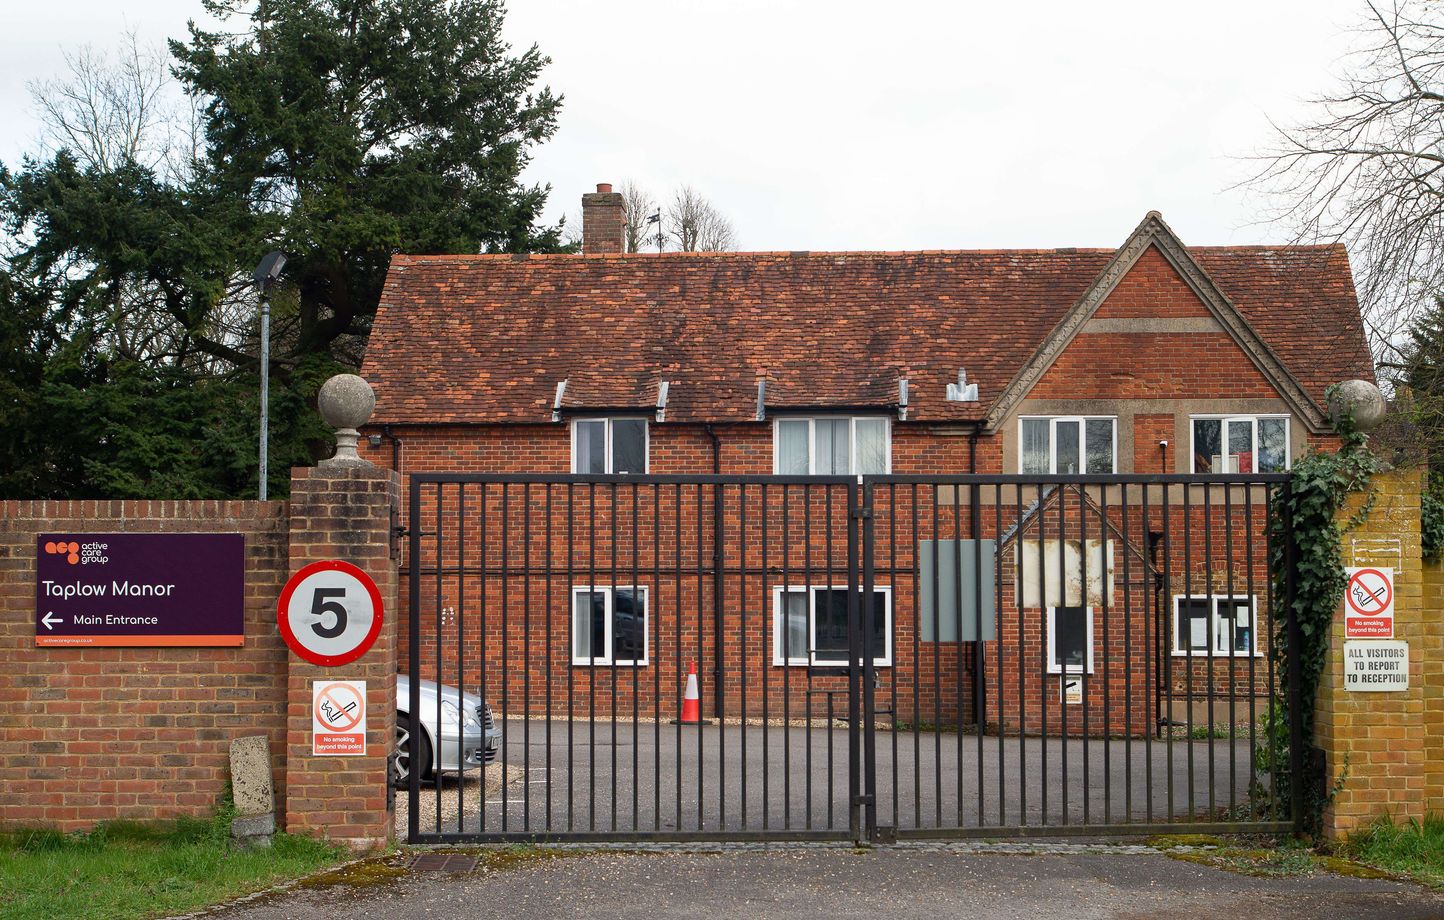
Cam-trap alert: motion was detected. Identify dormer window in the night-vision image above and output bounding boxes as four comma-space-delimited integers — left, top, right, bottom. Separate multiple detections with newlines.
773, 417, 890, 475
572, 418, 648, 474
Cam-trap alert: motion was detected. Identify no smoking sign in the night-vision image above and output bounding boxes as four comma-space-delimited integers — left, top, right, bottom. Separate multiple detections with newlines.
312, 680, 367, 756
1345, 567, 1394, 639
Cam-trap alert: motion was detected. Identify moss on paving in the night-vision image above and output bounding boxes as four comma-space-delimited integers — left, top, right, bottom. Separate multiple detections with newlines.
1152, 819, 1444, 889
297, 852, 409, 890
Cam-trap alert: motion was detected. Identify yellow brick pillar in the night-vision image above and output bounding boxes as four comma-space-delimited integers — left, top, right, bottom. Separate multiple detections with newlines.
1423, 534, 1444, 815
1318, 467, 1427, 837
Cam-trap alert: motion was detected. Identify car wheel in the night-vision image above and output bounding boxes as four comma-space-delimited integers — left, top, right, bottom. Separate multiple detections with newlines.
393, 713, 433, 788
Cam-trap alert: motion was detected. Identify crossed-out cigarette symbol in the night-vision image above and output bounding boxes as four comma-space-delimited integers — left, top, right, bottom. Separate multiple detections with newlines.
1347, 568, 1391, 616
316, 684, 363, 732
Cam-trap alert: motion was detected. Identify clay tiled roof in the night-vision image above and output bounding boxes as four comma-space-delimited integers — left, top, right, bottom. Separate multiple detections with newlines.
361, 242, 1372, 426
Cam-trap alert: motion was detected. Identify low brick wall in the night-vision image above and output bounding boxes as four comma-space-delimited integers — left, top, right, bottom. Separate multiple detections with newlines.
0, 466, 400, 848
0, 500, 290, 831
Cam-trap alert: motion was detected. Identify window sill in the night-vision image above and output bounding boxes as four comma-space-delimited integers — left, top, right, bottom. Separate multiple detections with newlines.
570, 660, 649, 668
1168, 650, 1265, 659
771, 660, 892, 668
1045, 666, 1095, 676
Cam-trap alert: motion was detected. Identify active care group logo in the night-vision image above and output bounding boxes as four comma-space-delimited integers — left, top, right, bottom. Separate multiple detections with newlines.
43, 539, 109, 566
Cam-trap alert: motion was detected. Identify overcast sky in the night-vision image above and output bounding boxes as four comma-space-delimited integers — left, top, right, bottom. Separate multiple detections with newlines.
1, 0, 1366, 251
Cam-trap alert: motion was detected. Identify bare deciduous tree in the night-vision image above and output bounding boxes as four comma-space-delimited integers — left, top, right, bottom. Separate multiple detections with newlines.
666, 185, 735, 252
28, 31, 199, 182
21, 32, 221, 368
620, 180, 660, 253
1250, 1, 1444, 363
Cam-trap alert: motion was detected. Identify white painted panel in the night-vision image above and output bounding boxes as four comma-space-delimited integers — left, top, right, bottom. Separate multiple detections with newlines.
1018, 539, 1114, 608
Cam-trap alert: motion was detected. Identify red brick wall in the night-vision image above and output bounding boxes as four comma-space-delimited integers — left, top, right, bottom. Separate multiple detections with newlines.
388, 473, 1274, 740
981, 485, 1274, 738
0, 501, 290, 832
1029, 333, 1278, 400
1133, 414, 1174, 474
1091, 245, 1212, 319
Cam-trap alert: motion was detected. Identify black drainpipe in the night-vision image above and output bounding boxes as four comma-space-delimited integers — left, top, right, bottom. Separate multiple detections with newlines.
383, 424, 403, 474
382, 424, 403, 557
1148, 529, 1167, 735
705, 423, 724, 718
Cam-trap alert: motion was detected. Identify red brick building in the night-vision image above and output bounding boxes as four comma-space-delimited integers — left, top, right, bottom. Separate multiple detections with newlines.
358, 184, 1374, 738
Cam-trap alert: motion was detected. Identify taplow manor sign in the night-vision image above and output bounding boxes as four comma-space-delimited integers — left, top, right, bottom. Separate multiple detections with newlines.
35, 533, 244, 647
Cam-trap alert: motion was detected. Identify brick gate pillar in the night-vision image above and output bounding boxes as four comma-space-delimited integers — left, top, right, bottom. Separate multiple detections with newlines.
1317, 467, 1428, 837
282, 377, 400, 851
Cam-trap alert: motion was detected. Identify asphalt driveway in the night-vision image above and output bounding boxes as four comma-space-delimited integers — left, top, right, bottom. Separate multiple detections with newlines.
204, 846, 1444, 920
410, 718, 1264, 837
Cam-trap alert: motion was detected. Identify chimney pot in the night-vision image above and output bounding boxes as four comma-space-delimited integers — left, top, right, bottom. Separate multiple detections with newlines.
596, 183, 612, 194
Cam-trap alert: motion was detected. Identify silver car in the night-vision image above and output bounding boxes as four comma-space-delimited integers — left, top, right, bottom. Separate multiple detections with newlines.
394, 674, 501, 787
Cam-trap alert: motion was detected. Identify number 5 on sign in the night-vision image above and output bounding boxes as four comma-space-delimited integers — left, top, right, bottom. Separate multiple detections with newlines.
278, 560, 384, 666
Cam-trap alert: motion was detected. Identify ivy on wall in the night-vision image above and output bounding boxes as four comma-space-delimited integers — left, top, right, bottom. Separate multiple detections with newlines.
1260, 400, 1378, 836
1423, 491, 1444, 560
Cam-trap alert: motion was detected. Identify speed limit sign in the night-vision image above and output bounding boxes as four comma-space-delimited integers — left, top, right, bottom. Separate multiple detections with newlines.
277, 560, 384, 666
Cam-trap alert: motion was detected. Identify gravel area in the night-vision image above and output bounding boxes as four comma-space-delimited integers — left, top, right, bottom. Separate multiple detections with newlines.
394, 763, 528, 837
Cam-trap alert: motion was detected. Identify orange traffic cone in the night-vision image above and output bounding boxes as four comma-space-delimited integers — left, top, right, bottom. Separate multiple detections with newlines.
672, 660, 712, 725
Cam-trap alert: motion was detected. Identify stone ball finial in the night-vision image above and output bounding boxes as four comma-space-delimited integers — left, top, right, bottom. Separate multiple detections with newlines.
317, 374, 375, 465
1328, 379, 1387, 433
318, 374, 375, 429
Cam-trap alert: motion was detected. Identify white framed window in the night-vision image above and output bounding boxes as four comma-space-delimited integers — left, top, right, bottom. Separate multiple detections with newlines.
571, 418, 648, 474
1019, 417, 1116, 474
1189, 415, 1289, 474
571, 586, 649, 666
1172, 595, 1259, 657
772, 585, 892, 667
773, 417, 891, 475
1046, 606, 1094, 674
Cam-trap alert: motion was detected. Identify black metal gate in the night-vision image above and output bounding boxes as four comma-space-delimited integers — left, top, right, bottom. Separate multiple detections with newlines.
405, 473, 1301, 843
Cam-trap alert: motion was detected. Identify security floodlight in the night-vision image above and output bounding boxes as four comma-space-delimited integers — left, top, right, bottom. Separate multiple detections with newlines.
254, 250, 287, 293
253, 251, 287, 500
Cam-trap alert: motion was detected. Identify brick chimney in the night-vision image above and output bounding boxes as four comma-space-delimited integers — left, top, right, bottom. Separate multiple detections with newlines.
581, 182, 625, 254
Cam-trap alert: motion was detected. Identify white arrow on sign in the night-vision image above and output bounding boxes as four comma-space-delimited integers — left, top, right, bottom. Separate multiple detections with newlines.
41, 611, 61, 630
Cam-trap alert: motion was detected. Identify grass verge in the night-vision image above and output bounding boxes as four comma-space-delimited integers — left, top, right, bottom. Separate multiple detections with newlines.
0, 813, 345, 920
1334, 814, 1444, 887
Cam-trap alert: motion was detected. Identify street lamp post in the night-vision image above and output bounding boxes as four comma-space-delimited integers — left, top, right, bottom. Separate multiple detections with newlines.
253, 251, 287, 500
